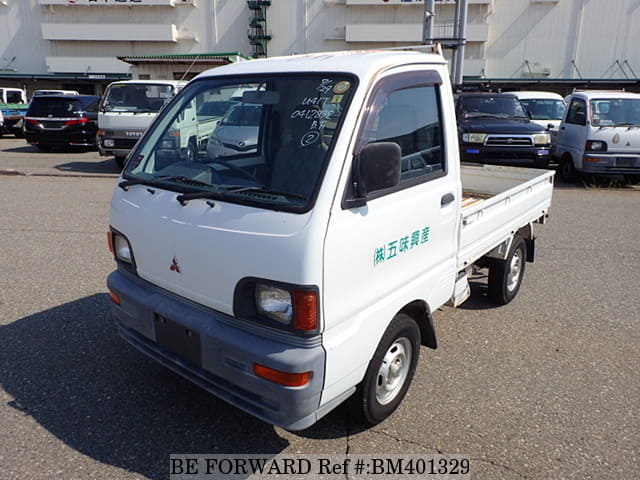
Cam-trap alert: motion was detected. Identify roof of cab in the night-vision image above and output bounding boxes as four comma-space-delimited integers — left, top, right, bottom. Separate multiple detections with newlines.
569, 90, 640, 100
195, 50, 447, 80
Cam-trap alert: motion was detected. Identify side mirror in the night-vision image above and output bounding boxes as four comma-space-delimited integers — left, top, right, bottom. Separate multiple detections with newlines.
347, 142, 401, 208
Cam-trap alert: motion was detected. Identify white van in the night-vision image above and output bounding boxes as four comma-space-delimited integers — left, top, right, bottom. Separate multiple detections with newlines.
555, 90, 640, 182
511, 91, 566, 132
107, 50, 554, 430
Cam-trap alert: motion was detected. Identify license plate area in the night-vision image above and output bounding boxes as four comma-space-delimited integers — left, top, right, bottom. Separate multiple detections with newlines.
154, 315, 202, 366
617, 157, 638, 167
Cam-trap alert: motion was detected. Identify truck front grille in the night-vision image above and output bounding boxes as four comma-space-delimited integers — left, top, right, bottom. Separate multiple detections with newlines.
486, 135, 533, 147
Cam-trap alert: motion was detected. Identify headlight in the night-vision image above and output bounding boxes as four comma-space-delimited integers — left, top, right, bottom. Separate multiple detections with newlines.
104, 139, 115, 148
108, 231, 133, 264
585, 140, 607, 151
255, 284, 293, 324
462, 133, 487, 144
533, 133, 551, 145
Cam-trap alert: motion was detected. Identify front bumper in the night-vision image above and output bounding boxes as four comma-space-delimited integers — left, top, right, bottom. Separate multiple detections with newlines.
580, 153, 640, 175
461, 144, 551, 166
107, 269, 326, 430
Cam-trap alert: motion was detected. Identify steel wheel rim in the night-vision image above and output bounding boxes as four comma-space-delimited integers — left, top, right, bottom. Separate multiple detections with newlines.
507, 249, 523, 293
375, 337, 412, 405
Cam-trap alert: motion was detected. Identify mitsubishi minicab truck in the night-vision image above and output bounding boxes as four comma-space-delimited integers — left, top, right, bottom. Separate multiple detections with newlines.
555, 90, 640, 183
107, 49, 555, 430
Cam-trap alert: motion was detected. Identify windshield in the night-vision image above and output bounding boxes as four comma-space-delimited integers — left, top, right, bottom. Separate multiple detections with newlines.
518, 98, 566, 121
590, 98, 640, 127
6, 90, 24, 104
123, 74, 356, 212
458, 96, 529, 120
101, 83, 175, 113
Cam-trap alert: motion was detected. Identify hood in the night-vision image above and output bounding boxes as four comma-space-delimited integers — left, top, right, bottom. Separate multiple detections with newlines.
590, 126, 640, 153
459, 118, 545, 134
110, 186, 321, 316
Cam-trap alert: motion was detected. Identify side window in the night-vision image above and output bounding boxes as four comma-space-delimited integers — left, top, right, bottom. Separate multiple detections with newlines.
566, 98, 586, 125
363, 84, 444, 183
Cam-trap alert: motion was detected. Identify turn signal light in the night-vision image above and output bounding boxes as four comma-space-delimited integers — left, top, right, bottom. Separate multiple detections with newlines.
65, 117, 89, 126
109, 290, 121, 306
253, 364, 312, 387
107, 231, 115, 254
293, 291, 318, 331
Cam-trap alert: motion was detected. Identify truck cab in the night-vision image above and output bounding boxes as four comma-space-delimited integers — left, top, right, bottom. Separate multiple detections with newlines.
107, 51, 553, 430
555, 90, 640, 182
97, 80, 186, 168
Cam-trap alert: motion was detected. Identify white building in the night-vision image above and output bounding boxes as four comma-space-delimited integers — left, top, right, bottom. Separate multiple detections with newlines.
1, 0, 639, 95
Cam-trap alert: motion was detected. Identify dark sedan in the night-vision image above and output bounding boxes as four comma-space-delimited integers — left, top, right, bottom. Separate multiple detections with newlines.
24, 95, 100, 152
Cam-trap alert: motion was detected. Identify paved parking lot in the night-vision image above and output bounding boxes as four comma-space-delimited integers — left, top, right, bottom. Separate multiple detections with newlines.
1, 136, 639, 479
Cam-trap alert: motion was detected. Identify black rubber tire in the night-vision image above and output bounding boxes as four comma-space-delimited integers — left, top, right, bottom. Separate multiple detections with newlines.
487, 236, 527, 305
36, 144, 52, 152
115, 156, 126, 169
186, 137, 198, 162
356, 314, 421, 426
560, 155, 577, 183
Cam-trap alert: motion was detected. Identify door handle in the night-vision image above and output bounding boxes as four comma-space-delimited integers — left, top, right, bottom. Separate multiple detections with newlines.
441, 193, 455, 207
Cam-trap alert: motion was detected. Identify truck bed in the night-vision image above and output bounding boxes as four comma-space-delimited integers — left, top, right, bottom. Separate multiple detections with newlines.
458, 164, 555, 270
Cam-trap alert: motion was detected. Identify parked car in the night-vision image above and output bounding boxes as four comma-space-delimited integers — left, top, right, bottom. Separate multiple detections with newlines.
32, 89, 80, 99
510, 91, 566, 132
456, 92, 552, 168
23, 94, 101, 151
0, 87, 28, 137
206, 103, 262, 158
555, 90, 640, 182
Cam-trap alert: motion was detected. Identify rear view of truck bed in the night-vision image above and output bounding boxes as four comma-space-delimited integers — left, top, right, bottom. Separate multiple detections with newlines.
458, 164, 555, 270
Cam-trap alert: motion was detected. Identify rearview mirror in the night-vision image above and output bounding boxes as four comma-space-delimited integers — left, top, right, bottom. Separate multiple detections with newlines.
242, 91, 280, 105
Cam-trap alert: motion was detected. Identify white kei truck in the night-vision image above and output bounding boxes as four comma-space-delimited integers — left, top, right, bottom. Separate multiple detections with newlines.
107, 50, 555, 430
97, 80, 186, 168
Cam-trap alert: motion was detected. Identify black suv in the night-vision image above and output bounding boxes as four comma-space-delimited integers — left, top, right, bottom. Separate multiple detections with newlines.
24, 95, 100, 152
456, 92, 552, 168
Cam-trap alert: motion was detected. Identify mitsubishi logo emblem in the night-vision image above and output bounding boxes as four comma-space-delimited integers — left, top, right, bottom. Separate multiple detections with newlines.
169, 257, 181, 274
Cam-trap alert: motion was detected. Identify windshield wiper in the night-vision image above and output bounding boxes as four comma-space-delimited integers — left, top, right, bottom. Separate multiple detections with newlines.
225, 186, 307, 201
119, 175, 212, 192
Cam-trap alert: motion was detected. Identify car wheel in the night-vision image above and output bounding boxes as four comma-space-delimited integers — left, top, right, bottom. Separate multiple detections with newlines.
560, 155, 577, 182
355, 314, 421, 426
487, 236, 527, 305
36, 145, 52, 152
186, 138, 198, 163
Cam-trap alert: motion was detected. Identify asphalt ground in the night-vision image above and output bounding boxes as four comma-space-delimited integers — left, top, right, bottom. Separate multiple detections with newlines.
0, 136, 639, 479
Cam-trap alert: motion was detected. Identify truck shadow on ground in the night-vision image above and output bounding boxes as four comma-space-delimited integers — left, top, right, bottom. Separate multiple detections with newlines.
0, 294, 295, 480
55, 159, 121, 175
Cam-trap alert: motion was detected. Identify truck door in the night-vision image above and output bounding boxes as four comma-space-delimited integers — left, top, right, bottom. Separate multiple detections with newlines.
321, 69, 460, 401
557, 97, 588, 165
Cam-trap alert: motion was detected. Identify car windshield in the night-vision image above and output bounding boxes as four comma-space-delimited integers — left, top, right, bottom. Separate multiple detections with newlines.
27, 98, 92, 117
458, 96, 529, 119
590, 98, 640, 127
519, 99, 566, 121
123, 74, 356, 212
101, 83, 175, 113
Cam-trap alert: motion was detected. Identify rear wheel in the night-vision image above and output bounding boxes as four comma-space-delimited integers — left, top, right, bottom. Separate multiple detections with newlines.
186, 137, 198, 162
355, 314, 421, 425
36, 144, 52, 152
487, 236, 527, 305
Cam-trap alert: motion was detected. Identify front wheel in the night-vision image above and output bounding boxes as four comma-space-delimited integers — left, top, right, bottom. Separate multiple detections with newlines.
355, 314, 421, 425
560, 156, 578, 182
487, 236, 527, 305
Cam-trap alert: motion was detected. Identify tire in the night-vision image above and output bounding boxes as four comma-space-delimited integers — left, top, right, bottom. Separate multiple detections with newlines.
115, 156, 126, 169
186, 138, 198, 163
36, 144, 52, 152
560, 155, 577, 183
487, 236, 527, 305
355, 314, 421, 426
